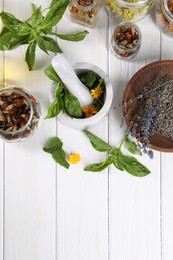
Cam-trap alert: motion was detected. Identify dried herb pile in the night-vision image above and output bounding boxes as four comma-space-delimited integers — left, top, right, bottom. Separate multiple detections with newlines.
138, 76, 173, 141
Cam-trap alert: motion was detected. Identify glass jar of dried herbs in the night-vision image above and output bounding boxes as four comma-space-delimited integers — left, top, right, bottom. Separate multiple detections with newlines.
111, 22, 141, 59
68, 0, 101, 28
155, 0, 173, 37
105, 0, 155, 22
0, 87, 41, 142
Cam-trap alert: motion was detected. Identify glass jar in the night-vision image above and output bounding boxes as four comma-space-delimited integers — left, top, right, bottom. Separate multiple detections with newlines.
0, 87, 41, 142
68, 0, 101, 28
155, 0, 173, 37
105, 0, 155, 22
111, 22, 141, 59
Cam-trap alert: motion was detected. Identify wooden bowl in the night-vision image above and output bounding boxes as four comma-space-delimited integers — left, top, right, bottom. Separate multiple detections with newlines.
123, 60, 173, 152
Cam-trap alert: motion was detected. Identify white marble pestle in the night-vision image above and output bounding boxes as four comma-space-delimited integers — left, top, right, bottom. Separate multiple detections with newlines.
51, 54, 93, 107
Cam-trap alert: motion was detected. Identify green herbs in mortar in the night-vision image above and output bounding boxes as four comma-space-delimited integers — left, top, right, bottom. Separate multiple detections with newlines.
0, 0, 88, 70
84, 130, 150, 177
44, 64, 106, 119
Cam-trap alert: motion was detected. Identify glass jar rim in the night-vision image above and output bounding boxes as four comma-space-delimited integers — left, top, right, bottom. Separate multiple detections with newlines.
162, 0, 173, 22
112, 22, 141, 51
72, 0, 97, 10
0, 87, 34, 135
116, 0, 153, 7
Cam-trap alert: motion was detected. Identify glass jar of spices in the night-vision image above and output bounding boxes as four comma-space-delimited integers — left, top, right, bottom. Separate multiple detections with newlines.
155, 0, 173, 37
0, 87, 41, 143
105, 0, 155, 22
111, 22, 141, 59
68, 0, 101, 28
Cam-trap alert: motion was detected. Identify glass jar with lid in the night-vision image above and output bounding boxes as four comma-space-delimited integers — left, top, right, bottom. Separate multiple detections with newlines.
105, 0, 155, 22
68, 0, 102, 28
0, 86, 41, 143
155, 0, 173, 37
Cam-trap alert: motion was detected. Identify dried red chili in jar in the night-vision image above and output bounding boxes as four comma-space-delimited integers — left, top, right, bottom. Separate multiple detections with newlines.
68, 0, 101, 28
111, 22, 141, 59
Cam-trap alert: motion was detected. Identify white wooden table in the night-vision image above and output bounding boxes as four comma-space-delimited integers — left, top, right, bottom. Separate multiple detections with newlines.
0, 0, 173, 259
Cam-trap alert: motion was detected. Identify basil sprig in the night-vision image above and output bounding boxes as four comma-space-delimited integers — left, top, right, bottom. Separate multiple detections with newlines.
43, 137, 69, 169
84, 130, 150, 177
0, 0, 88, 70
44, 64, 82, 119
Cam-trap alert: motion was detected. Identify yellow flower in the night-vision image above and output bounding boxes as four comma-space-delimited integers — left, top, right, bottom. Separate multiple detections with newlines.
91, 86, 104, 100
68, 153, 81, 164
82, 104, 97, 118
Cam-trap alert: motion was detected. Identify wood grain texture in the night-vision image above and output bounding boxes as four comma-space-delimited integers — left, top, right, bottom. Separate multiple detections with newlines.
160, 34, 173, 260
108, 14, 161, 260
0, 2, 4, 259
3, 1, 56, 260
55, 5, 109, 260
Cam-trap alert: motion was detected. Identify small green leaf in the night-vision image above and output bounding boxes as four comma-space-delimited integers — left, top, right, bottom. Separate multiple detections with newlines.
79, 71, 96, 88
42, 36, 62, 53
44, 64, 61, 83
52, 150, 70, 169
63, 93, 82, 118
126, 138, 142, 156
117, 152, 150, 177
43, 136, 70, 169
55, 30, 89, 42
43, 0, 69, 29
84, 156, 114, 172
25, 41, 36, 71
84, 130, 112, 152
43, 136, 63, 154
113, 158, 124, 171
37, 35, 48, 54
45, 98, 62, 119
0, 32, 27, 50
31, 5, 44, 27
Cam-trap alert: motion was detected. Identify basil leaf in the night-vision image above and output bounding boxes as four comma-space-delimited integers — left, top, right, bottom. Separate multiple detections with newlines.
54, 30, 89, 42
123, 163, 150, 177
0, 32, 27, 50
79, 71, 96, 88
126, 139, 142, 156
63, 93, 82, 118
43, 136, 70, 169
43, 0, 69, 29
36, 35, 48, 54
43, 136, 63, 153
109, 147, 119, 156
25, 41, 36, 71
45, 98, 62, 119
52, 149, 70, 169
31, 4, 44, 28
42, 36, 62, 53
117, 152, 150, 177
84, 156, 114, 172
0, 26, 9, 37
0, 11, 23, 28
84, 130, 112, 152
44, 64, 61, 83
113, 158, 124, 171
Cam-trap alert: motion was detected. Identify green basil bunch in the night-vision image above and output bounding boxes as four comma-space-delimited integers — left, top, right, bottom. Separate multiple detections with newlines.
84, 130, 150, 177
0, 0, 88, 70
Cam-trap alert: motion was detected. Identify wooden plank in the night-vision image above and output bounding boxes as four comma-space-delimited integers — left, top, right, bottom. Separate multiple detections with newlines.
3, 1, 56, 260
108, 15, 161, 260
0, 1, 4, 259
160, 34, 173, 260
55, 5, 109, 260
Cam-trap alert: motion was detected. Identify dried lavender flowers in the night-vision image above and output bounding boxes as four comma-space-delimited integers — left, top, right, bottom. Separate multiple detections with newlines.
122, 75, 173, 157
